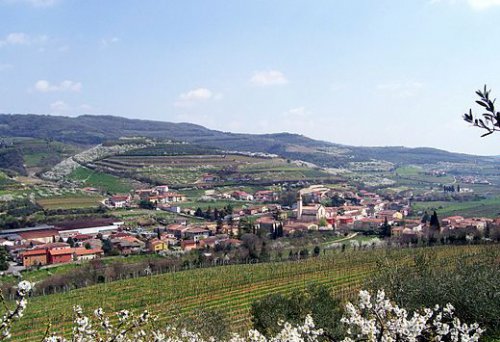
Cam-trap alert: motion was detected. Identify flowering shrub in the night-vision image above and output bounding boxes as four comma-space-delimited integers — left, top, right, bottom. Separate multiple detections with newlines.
0, 281, 485, 341
0, 281, 31, 340
340, 290, 484, 342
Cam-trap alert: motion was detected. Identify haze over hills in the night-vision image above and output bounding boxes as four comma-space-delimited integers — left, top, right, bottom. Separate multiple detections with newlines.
0, 114, 496, 169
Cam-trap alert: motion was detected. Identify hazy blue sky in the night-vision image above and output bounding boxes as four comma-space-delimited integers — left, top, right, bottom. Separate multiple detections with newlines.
1, 0, 500, 155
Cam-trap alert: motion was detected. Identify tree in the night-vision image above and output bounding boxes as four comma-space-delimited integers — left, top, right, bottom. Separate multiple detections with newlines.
463, 85, 500, 137
381, 217, 391, 238
429, 210, 441, 230
138, 199, 155, 210
0, 246, 9, 271
102, 239, 113, 255
251, 284, 344, 339
67, 237, 75, 248
421, 211, 430, 225
194, 207, 203, 217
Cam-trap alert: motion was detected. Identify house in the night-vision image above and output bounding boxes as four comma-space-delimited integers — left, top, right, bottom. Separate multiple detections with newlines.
218, 238, 242, 248
56, 219, 124, 238
111, 237, 144, 255
232, 191, 254, 201
198, 237, 218, 249
48, 248, 74, 264
135, 188, 156, 199
159, 205, 182, 213
166, 224, 189, 239
254, 190, 277, 202
337, 216, 355, 225
376, 210, 404, 222
149, 192, 186, 204
184, 227, 210, 241
21, 249, 48, 267
155, 185, 169, 194
442, 216, 465, 226
283, 222, 317, 235
147, 238, 167, 253
109, 194, 131, 208
200, 173, 220, 183
18, 229, 60, 244
73, 248, 103, 261
181, 239, 197, 251
72, 234, 94, 242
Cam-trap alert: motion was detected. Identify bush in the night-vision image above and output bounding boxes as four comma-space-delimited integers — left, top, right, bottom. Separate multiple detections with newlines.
251, 284, 344, 339
368, 247, 500, 339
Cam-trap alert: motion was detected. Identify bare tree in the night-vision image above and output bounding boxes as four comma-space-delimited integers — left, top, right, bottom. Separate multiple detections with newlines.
463, 85, 500, 137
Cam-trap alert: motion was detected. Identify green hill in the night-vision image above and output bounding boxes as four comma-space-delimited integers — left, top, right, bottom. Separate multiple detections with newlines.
0, 114, 496, 172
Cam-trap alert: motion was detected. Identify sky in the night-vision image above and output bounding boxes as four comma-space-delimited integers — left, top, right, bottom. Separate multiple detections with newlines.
1, 0, 500, 155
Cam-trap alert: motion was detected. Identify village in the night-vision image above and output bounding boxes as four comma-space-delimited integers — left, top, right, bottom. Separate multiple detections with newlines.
0, 182, 497, 271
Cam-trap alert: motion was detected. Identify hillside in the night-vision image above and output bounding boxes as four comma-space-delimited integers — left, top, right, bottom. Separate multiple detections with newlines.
0, 114, 496, 171
9, 244, 488, 341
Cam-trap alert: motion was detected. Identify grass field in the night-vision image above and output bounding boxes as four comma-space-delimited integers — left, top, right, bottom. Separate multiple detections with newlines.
411, 197, 500, 218
36, 194, 104, 209
9, 244, 489, 341
68, 167, 134, 194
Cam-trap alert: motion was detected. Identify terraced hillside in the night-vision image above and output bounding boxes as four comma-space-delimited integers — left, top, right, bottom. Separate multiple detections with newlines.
92, 146, 337, 187
10, 244, 488, 341
2, 114, 497, 170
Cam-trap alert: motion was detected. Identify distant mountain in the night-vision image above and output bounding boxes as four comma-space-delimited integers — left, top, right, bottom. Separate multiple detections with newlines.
0, 114, 496, 169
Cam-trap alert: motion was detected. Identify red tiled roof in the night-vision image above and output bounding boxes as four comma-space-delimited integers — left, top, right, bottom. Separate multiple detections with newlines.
19, 229, 59, 240
33, 242, 69, 250
48, 248, 74, 256
73, 248, 103, 256
22, 249, 47, 257
111, 195, 130, 201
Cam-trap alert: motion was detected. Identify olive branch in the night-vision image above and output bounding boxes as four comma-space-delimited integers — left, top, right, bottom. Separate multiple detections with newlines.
463, 85, 500, 137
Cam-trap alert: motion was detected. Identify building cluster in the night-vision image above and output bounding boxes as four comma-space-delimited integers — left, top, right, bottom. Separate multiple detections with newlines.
0, 216, 246, 268
0, 219, 122, 267
198, 188, 279, 203
107, 185, 187, 208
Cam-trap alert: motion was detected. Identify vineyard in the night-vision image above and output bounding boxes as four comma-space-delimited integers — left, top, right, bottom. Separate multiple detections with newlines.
92, 153, 335, 186
36, 194, 104, 210
10, 244, 488, 341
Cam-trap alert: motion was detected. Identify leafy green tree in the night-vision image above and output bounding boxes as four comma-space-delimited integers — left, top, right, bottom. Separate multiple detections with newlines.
194, 207, 203, 217
0, 246, 9, 271
429, 210, 440, 230
251, 284, 344, 339
67, 237, 75, 247
139, 199, 155, 210
102, 239, 113, 255
369, 248, 500, 339
381, 217, 391, 238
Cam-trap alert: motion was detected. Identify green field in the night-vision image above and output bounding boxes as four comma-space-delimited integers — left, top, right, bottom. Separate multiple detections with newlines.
68, 167, 134, 194
10, 244, 488, 341
411, 197, 500, 218
36, 194, 104, 209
